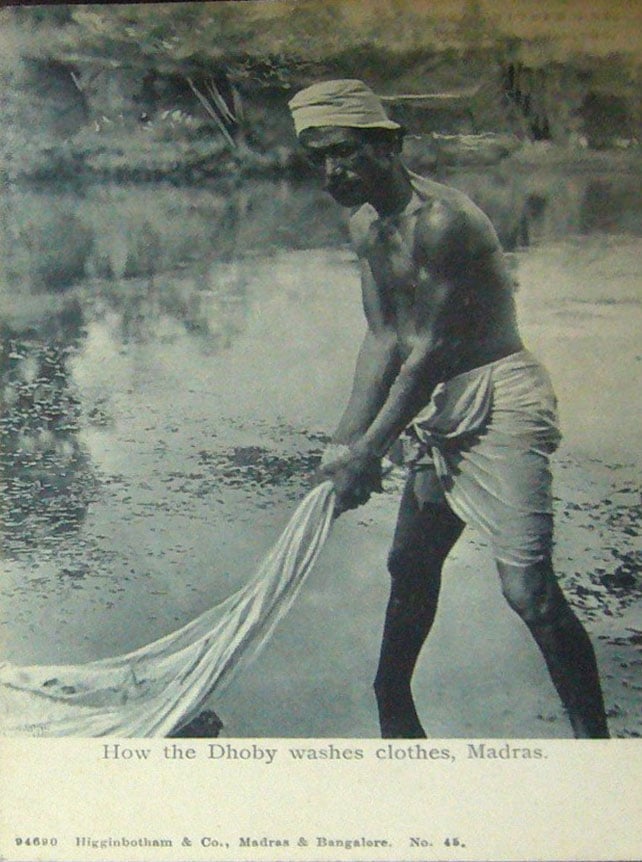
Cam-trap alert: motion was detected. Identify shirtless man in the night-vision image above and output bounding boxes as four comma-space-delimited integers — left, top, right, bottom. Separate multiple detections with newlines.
288, 79, 609, 739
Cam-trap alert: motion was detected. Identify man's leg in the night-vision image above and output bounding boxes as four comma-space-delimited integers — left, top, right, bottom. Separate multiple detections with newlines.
497, 558, 609, 738
374, 474, 464, 738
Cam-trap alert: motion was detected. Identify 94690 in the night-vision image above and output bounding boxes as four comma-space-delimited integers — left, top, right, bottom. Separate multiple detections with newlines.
15, 837, 58, 847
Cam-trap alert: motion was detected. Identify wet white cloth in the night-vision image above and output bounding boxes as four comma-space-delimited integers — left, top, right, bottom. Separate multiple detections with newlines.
405, 351, 561, 567
0, 483, 336, 737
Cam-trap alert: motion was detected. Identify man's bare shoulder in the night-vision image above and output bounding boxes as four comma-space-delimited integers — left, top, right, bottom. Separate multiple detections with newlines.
411, 177, 500, 262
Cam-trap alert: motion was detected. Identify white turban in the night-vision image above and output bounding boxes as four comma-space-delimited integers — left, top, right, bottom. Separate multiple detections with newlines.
289, 79, 400, 136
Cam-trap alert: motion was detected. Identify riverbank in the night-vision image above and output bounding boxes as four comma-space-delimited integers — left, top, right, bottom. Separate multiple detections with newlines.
4, 123, 641, 186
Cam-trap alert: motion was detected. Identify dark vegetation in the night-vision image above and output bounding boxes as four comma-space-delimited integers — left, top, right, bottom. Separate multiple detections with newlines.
1, 2, 640, 183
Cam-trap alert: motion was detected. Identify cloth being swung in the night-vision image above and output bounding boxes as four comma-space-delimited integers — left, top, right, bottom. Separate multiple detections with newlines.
0, 353, 561, 737
0, 483, 335, 737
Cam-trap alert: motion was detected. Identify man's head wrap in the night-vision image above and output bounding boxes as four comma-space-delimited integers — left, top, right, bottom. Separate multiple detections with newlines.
288, 79, 400, 137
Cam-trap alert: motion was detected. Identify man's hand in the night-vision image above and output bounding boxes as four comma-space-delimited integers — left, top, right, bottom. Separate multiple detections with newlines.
317, 444, 382, 516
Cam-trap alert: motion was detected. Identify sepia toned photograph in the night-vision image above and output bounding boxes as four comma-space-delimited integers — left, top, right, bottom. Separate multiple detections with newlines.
0, 2, 640, 859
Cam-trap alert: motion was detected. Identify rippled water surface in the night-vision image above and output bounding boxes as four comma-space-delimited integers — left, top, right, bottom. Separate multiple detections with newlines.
1, 168, 640, 736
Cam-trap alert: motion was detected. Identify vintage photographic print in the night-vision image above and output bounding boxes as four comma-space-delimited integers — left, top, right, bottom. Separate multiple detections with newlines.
0, 1, 640, 860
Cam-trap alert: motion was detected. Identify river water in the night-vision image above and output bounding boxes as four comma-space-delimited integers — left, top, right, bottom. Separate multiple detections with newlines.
1, 164, 641, 736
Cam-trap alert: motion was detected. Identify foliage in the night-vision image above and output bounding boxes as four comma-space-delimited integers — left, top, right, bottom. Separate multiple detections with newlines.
8, 1, 494, 88
3, 2, 639, 181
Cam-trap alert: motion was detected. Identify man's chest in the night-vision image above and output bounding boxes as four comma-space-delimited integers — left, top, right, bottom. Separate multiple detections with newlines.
363, 218, 442, 326
365, 217, 426, 294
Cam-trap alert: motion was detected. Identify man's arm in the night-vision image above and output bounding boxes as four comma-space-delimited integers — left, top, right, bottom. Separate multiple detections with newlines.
334, 278, 453, 468
324, 296, 452, 513
353, 309, 448, 459
319, 258, 399, 507
353, 212, 480, 459
332, 258, 401, 444
327, 206, 483, 511
332, 328, 400, 444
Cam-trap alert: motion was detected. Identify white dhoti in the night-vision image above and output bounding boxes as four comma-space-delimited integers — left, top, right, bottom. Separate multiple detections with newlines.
404, 350, 561, 567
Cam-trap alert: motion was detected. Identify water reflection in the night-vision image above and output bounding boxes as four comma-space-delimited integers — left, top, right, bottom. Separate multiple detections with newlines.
442, 163, 642, 247
0, 306, 96, 554
0, 166, 640, 566
89, 267, 250, 351
2, 169, 638, 333
580, 177, 642, 234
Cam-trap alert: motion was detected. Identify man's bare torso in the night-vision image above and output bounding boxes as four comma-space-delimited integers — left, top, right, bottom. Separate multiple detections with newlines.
350, 173, 523, 382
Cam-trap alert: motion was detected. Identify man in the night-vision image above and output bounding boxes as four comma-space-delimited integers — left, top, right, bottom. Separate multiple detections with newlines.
288, 79, 609, 739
